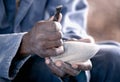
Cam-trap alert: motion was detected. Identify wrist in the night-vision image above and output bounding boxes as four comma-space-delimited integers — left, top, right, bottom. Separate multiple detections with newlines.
19, 33, 31, 56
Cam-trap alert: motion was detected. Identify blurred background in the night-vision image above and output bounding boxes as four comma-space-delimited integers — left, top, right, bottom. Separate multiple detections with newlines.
87, 0, 120, 42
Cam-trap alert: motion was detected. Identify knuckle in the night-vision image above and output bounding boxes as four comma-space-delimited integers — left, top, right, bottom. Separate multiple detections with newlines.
55, 40, 63, 47
59, 39, 63, 45
42, 50, 50, 57
49, 48, 60, 56
45, 49, 55, 56
52, 49, 58, 56
50, 31, 62, 40
51, 22, 57, 31
51, 21, 61, 31
34, 21, 47, 32
56, 31, 62, 39
51, 49, 57, 56
54, 22, 62, 31
47, 21, 57, 31
55, 48, 64, 56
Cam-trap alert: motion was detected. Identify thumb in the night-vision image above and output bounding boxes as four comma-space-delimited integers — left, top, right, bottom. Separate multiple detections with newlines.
49, 13, 62, 22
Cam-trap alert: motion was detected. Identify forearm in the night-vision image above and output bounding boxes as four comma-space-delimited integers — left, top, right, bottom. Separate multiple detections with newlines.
17, 32, 31, 57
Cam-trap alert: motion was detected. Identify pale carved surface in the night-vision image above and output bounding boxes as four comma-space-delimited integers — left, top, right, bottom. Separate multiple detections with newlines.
51, 41, 100, 64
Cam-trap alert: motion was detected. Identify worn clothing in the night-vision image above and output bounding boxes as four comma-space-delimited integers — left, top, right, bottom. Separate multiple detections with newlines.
90, 41, 120, 82
0, 0, 88, 81
0, 33, 27, 79
12, 56, 62, 82
12, 41, 120, 82
1, 0, 120, 82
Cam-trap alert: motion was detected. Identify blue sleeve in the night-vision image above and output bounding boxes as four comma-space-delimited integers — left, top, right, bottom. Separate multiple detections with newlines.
45, 0, 89, 40
0, 33, 30, 80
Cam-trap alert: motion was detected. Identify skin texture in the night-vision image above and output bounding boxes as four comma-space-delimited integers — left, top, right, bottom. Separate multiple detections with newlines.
19, 14, 92, 77
87, 0, 120, 42
45, 38, 93, 77
20, 20, 63, 57
45, 58, 92, 77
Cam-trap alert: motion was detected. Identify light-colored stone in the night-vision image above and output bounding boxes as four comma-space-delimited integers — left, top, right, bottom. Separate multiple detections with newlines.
51, 41, 100, 64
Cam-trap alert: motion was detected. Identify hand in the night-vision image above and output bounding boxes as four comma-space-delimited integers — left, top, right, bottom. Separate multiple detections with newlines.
46, 58, 92, 77
19, 14, 64, 58
66, 37, 93, 70
45, 58, 80, 77
71, 60, 92, 70
72, 36, 94, 70
78, 35, 95, 43
67, 35, 95, 43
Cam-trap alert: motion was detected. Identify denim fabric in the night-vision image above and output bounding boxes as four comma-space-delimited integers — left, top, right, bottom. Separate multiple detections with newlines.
61, 71, 87, 82
90, 43, 120, 82
11, 41, 120, 82
12, 55, 62, 82
0, 0, 88, 37
0, 0, 88, 81
0, 33, 26, 80
1, 0, 120, 82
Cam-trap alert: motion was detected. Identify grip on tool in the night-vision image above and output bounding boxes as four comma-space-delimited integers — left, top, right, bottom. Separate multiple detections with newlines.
53, 5, 63, 21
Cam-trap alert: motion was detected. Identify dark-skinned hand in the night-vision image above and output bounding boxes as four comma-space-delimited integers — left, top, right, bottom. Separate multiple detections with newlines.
45, 38, 93, 77
19, 14, 64, 58
45, 58, 81, 77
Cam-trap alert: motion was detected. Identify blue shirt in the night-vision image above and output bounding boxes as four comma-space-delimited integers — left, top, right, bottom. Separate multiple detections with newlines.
0, 0, 88, 81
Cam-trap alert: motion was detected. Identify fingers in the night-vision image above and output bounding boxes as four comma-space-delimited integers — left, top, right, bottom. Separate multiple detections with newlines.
45, 58, 65, 77
43, 46, 64, 57
26, 20, 63, 57
44, 21, 62, 32
78, 38, 92, 43
36, 21, 62, 32
71, 60, 92, 70
66, 37, 94, 43
39, 31, 62, 41
45, 59, 80, 77
49, 13, 62, 22
43, 40, 63, 49
78, 36, 95, 43
56, 13, 62, 22
58, 61, 80, 76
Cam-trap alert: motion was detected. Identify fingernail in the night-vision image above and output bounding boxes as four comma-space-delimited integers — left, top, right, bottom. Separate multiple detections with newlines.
55, 60, 62, 67
45, 59, 50, 64
72, 64, 78, 69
